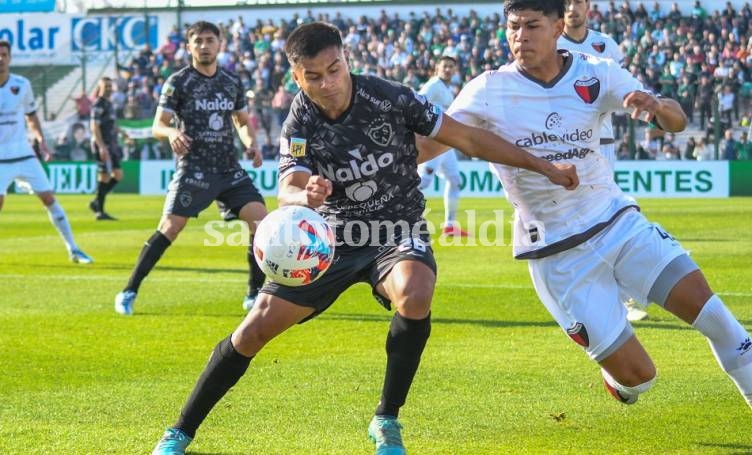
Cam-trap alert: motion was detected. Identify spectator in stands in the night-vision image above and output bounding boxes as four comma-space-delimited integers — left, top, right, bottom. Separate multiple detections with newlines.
684, 136, 697, 160
696, 75, 714, 129
270, 84, 293, 127
737, 131, 752, 159
55, 123, 92, 162
72, 89, 92, 121
721, 128, 738, 160
718, 84, 736, 126
694, 137, 713, 160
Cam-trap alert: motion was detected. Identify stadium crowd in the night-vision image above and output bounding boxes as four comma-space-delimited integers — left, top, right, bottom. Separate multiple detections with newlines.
54, 0, 752, 162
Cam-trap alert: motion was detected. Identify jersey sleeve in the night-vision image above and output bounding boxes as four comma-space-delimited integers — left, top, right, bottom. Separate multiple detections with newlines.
602, 60, 646, 112
23, 79, 36, 114
446, 73, 487, 128
158, 74, 180, 113
400, 85, 443, 138
278, 95, 314, 180
92, 99, 104, 123
232, 76, 247, 113
606, 36, 625, 66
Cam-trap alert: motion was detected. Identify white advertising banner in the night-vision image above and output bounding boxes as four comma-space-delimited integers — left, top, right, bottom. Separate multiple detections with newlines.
139, 160, 730, 198
0, 12, 167, 65
613, 161, 729, 198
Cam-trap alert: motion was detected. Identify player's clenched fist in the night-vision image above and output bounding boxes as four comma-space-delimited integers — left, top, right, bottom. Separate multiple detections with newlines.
168, 130, 193, 156
305, 175, 332, 208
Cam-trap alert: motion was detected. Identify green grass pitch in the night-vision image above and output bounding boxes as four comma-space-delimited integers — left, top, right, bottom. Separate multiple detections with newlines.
0, 194, 750, 454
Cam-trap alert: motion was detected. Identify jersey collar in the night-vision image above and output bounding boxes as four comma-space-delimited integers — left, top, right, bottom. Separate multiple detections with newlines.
561, 29, 590, 44
516, 50, 573, 89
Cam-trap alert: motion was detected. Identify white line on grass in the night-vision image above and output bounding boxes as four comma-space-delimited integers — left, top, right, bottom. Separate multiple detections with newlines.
3, 274, 751, 297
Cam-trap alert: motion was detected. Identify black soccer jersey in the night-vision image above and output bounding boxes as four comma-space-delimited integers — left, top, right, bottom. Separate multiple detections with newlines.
92, 97, 117, 145
158, 66, 246, 173
279, 74, 442, 240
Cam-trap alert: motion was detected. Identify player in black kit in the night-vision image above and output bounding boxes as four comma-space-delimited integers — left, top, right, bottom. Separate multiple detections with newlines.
150, 22, 577, 455
115, 21, 267, 316
89, 76, 125, 221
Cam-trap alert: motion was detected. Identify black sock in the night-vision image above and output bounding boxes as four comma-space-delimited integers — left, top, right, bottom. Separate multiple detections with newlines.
175, 336, 253, 438
375, 313, 431, 418
95, 180, 108, 212
247, 238, 265, 295
104, 177, 119, 195
125, 231, 172, 292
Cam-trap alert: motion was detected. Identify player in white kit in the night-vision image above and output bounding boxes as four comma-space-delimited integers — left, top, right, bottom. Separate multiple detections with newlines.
558, 0, 648, 322
0, 40, 93, 264
424, 0, 752, 408
417, 56, 468, 236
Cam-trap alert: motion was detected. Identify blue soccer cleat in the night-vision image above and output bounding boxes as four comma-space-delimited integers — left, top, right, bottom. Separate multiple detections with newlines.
242, 290, 259, 311
69, 249, 94, 264
368, 415, 406, 455
152, 428, 192, 455
114, 290, 137, 316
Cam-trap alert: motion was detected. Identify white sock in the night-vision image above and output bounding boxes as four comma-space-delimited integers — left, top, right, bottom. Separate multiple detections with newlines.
601, 368, 655, 403
444, 175, 461, 226
692, 294, 752, 405
46, 201, 78, 252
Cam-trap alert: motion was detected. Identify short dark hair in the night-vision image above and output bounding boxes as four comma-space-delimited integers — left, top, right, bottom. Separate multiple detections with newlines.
503, 0, 565, 19
186, 21, 221, 41
284, 22, 343, 65
438, 56, 457, 65
0, 40, 10, 54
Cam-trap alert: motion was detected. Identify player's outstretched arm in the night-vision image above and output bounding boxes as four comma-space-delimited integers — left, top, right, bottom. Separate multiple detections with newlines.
279, 172, 332, 209
431, 114, 579, 190
152, 108, 192, 156
623, 91, 687, 132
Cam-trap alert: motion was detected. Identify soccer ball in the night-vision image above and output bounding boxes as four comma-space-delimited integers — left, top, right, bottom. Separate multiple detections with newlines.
253, 205, 335, 287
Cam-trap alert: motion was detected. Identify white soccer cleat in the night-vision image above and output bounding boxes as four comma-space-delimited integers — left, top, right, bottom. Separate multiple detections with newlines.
69, 249, 94, 264
115, 290, 137, 316
625, 299, 648, 322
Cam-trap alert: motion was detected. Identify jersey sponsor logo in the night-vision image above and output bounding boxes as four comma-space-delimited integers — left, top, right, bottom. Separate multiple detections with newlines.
345, 180, 378, 202
10, 86, 19, 95
541, 147, 594, 161
591, 41, 606, 53
514, 128, 593, 148
195, 94, 235, 111
566, 322, 589, 347
317, 149, 394, 183
574, 77, 600, 104
290, 137, 306, 157
367, 119, 394, 147
545, 112, 563, 129
208, 112, 224, 131
356, 87, 393, 112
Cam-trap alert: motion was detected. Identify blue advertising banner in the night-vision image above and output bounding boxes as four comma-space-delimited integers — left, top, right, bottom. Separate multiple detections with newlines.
0, 0, 55, 13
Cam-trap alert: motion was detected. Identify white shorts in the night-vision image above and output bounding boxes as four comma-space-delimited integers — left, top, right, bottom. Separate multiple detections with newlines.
528, 209, 688, 360
418, 148, 460, 180
0, 157, 53, 196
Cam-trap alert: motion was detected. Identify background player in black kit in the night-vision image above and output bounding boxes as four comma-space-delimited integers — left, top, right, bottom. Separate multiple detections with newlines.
150, 22, 577, 455
115, 21, 267, 316
89, 76, 126, 221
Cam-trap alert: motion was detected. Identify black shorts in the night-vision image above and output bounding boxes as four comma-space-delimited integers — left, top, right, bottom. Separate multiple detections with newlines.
163, 168, 265, 218
261, 233, 437, 321
93, 142, 122, 173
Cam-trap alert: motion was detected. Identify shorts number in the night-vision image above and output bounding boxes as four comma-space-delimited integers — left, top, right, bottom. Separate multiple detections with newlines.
654, 225, 675, 241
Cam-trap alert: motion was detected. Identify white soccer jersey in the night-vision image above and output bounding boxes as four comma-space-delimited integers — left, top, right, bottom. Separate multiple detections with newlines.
558, 30, 624, 144
447, 51, 643, 259
419, 76, 455, 111
0, 74, 36, 161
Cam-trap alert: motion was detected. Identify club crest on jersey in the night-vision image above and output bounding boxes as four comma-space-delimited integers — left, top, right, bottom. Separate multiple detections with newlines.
567, 322, 589, 347
290, 138, 307, 157
574, 78, 600, 104
591, 41, 606, 53
367, 119, 394, 147
10, 86, 19, 95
